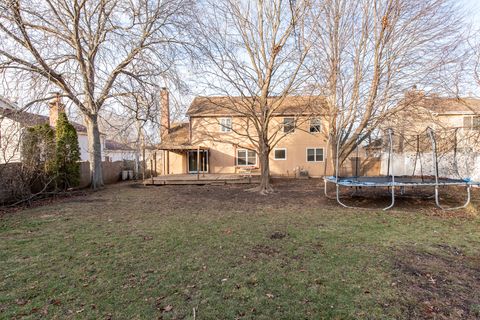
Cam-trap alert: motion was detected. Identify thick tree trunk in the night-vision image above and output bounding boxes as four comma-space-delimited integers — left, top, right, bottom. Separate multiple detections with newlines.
330, 143, 338, 176
135, 121, 142, 180
258, 149, 273, 194
249, 138, 273, 194
85, 113, 104, 189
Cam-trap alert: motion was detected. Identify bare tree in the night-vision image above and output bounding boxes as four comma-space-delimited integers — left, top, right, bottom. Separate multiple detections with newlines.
472, 34, 480, 97
0, 0, 193, 189
0, 98, 23, 170
310, 0, 466, 170
194, 0, 316, 194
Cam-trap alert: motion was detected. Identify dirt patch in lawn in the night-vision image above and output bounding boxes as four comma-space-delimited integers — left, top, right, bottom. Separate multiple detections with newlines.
270, 231, 288, 239
248, 244, 280, 260
1, 179, 478, 219
143, 178, 480, 216
392, 245, 480, 319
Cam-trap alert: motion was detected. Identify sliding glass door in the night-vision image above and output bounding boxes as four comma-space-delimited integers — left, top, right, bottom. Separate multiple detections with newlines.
188, 150, 208, 173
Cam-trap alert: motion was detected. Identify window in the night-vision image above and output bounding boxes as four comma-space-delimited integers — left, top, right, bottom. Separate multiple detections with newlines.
283, 117, 295, 133
309, 118, 321, 133
474, 116, 480, 129
220, 117, 232, 132
306, 148, 324, 162
463, 116, 480, 130
273, 148, 287, 160
237, 149, 256, 166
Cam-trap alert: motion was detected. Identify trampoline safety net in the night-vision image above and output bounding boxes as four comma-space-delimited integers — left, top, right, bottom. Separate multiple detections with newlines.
324, 128, 480, 211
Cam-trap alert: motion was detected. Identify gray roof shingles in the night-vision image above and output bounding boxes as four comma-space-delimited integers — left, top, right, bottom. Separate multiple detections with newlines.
0, 106, 87, 132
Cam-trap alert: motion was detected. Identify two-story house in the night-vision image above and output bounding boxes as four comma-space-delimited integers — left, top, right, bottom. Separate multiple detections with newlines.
157, 89, 332, 177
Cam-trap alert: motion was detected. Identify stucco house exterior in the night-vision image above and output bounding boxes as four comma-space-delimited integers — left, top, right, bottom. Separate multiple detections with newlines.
421, 97, 480, 133
157, 89, 333, 177
388, 95, 480, 136
0, 96, 106, 164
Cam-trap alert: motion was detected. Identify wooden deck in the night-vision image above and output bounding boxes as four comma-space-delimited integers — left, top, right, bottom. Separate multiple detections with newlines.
144, 173, 260, 185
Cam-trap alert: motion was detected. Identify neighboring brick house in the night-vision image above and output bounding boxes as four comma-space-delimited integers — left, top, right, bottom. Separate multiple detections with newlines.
157, 89, 333, 177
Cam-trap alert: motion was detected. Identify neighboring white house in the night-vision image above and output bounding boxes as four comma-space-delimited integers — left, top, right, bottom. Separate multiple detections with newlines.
0, 95, 105, 163
104, 139, 137, 162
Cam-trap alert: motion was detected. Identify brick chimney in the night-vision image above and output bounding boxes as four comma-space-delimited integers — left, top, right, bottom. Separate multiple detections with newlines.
49, 93, 65, 127
160, 87, 170, 140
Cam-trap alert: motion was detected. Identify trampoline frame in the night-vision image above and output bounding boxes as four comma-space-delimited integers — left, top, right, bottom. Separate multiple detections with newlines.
324, 128, 478, 211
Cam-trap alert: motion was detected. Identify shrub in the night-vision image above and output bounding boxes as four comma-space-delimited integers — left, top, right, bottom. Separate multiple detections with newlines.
21, 123, 56, 190
54, 112, 81, 189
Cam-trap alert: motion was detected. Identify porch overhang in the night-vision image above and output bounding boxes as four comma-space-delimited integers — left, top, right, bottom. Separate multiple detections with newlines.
157, 144, 209, 152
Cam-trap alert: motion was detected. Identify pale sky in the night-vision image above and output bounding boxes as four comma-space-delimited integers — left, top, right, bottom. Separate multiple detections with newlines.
461, 0, 480, 29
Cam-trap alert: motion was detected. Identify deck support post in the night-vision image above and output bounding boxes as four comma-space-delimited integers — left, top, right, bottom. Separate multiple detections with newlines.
150, 159, 154, 185
197, 146, 200, 181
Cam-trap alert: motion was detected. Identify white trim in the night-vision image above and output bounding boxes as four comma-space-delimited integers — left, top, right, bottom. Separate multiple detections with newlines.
309, 118, 322, 133
236, 148, 257, 166
273, 148, 287, 160
306, 147, 325, 162
219, 117, 232, 132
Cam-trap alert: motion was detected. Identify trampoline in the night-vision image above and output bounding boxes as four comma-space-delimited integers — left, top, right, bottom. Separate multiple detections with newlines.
324, 176, 477, 187
324, 128, 480, 211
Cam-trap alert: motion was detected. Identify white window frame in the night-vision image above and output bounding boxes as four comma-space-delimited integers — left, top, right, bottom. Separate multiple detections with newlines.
309, 118, 322, 133
236, 148, 257, 166
306, 147, 324, 162
273, 148, 287, 160
219, 117, 232, 132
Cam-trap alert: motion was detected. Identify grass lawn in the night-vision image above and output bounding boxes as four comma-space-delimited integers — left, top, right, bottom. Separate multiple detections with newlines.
1, 180, 480, 319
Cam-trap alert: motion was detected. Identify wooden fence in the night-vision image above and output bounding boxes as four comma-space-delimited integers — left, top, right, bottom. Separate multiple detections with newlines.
79, 161, 130, 188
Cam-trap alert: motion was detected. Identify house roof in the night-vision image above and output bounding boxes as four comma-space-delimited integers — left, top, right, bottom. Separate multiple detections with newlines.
0, 105, 87, 133
105, 139, 134, 151
156, 122, 210, 151
421, 97, 480, 115
187, 96, 327, 117
158, 122, 190, 148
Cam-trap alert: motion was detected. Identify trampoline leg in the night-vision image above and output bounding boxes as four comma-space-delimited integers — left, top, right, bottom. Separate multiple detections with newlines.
335, 183, 355, 209
434, 186, 471, 211
324, 179, 336, 200
324, 179, 351, 200
383, 185, 395, 211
